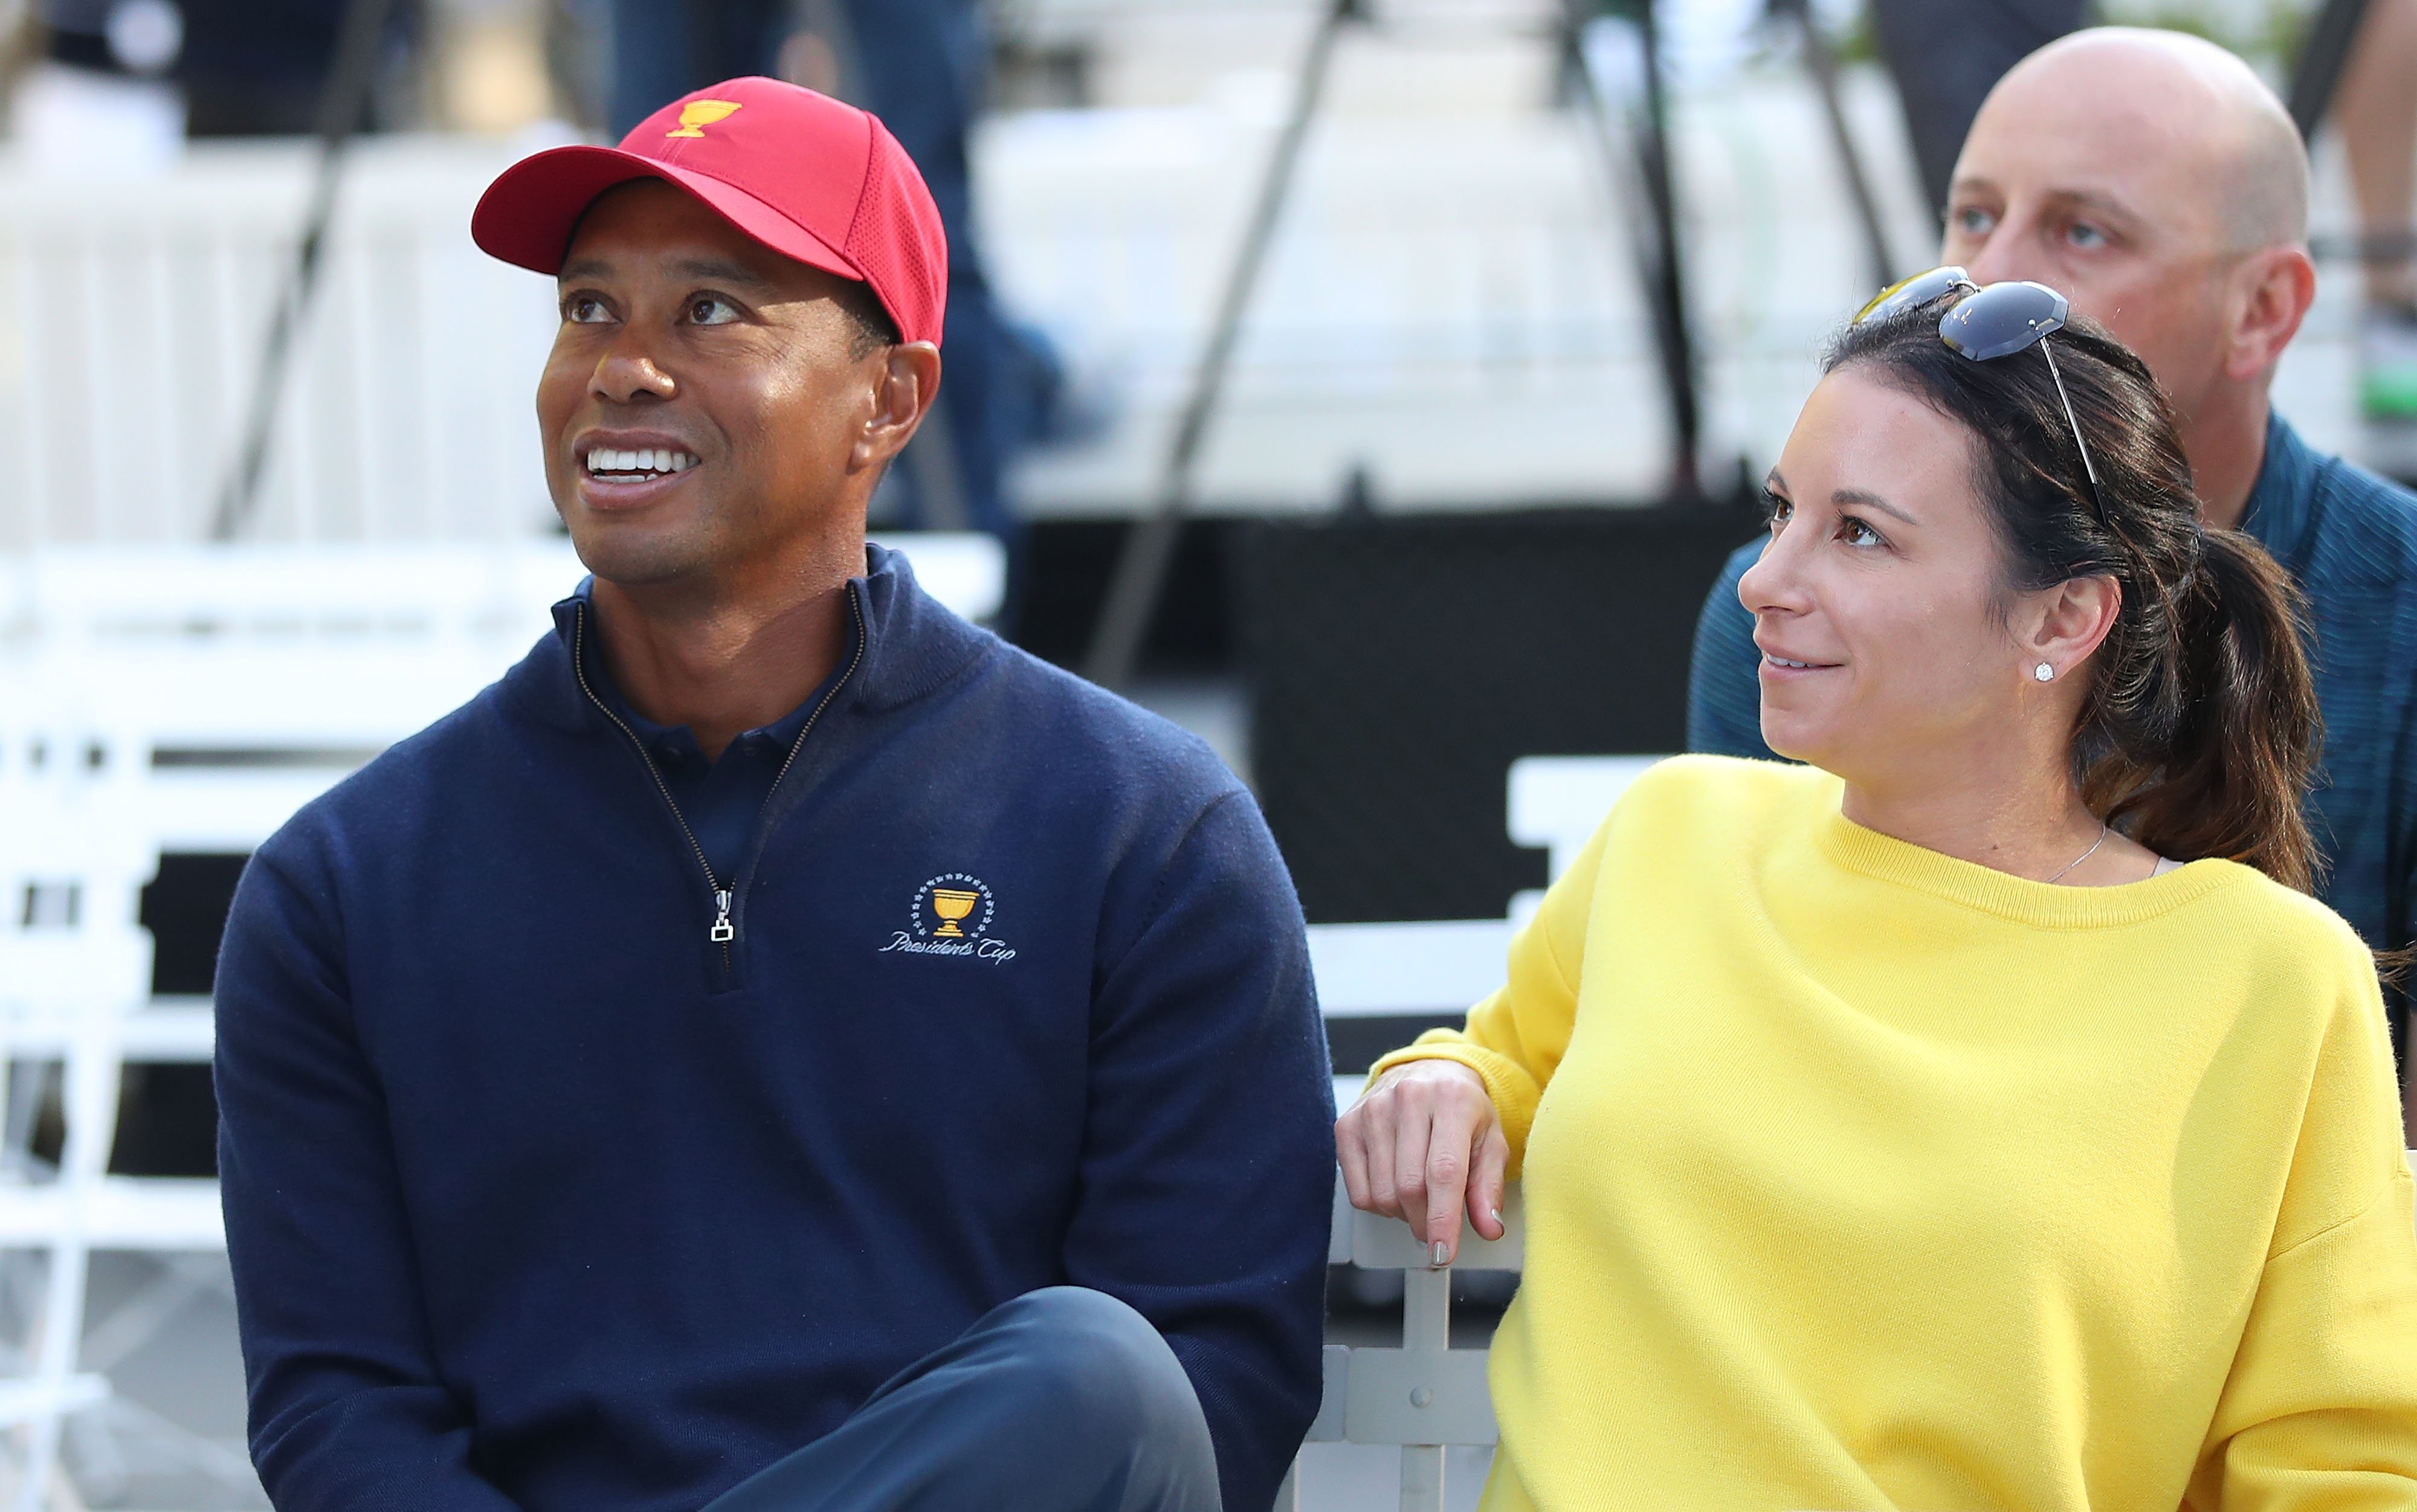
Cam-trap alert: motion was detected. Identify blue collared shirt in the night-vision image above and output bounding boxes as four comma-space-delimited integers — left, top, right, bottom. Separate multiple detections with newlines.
1687, 412, 2417, 953
578, 607, 860, 885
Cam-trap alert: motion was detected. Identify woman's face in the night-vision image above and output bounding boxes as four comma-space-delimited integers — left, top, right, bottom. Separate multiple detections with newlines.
1740, 365, 2046, 783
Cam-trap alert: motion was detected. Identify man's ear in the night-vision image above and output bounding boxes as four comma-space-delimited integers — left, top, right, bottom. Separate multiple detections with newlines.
851, 343, 943, 475
2022, 573, 2122, 682
2223, 245, 2316, 382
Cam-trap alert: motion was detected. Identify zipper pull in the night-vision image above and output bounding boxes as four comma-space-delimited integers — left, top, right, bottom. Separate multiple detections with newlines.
711, 890, 735, 944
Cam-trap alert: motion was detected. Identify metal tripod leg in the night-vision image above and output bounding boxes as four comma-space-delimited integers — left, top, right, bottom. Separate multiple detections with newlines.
2288, 0, 2380, 144
209, 0, 398, 542
1568, 1, 1702, 501
1771, 0, 1897, 295
1082, 0, 1366, 690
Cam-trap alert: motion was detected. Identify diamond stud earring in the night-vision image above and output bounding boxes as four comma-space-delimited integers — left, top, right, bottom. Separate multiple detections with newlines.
2033, 662, 2055, 682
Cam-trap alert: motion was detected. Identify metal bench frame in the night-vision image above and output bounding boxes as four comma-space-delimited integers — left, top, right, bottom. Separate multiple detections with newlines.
1280, 1178, 1523, 1512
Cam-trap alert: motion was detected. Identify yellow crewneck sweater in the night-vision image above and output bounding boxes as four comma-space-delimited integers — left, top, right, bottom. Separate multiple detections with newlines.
1374, 756, 2417, 1511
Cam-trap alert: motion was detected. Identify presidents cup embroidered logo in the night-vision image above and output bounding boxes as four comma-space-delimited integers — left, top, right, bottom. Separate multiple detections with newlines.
666, 99, 743, 138
884, 873, 1016, 962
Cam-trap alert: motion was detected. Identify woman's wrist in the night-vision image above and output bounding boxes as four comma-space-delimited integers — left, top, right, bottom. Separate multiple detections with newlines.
1364, 1054, 1491, 1104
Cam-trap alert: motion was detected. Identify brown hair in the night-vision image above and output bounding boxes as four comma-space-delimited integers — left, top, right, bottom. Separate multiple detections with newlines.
1825, 303, 2323, 892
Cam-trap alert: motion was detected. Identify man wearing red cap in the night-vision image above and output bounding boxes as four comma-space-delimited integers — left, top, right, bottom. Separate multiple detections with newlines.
211, 79, 1332, 1512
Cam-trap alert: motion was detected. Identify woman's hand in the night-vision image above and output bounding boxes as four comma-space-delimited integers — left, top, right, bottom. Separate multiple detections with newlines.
1335, 1059, 1509, 1267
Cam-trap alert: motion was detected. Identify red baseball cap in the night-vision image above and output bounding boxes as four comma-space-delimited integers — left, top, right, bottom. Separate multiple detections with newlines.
470, 77, 948, 347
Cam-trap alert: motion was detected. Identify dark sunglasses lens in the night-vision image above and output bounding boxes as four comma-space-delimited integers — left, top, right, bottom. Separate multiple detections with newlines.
1853, 265, 1973, 324
1938, 280, 2070, 361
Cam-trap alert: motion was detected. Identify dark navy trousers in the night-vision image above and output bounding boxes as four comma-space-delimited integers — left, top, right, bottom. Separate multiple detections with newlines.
702, 1288, 1222, 1512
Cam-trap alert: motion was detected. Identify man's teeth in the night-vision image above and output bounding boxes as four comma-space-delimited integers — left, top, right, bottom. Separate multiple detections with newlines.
584, 448, 699, 477
1767, 655, 1815, 669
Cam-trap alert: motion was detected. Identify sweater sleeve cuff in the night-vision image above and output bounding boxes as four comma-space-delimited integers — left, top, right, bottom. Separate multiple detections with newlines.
1367, 1030, 1544, 1179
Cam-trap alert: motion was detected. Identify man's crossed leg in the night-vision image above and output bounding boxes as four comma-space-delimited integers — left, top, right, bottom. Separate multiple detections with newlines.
707, 1288, 1222, 1512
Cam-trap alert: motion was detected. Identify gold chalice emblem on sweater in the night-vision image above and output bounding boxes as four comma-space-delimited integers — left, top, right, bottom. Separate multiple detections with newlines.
930, 889, 981, 937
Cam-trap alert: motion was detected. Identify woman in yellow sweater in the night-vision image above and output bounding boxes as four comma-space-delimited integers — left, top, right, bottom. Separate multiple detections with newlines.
1337, 271, 2417, 1510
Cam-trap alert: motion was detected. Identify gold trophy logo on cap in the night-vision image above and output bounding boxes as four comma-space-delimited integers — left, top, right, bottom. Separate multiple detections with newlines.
667, 100, 744, 138
929, 889, 982, 938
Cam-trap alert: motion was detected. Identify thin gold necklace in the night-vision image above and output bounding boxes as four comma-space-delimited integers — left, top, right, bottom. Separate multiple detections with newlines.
2042, 822, 2109, 885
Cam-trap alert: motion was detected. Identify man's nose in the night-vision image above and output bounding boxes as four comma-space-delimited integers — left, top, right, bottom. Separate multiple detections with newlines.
1959, 227, 2033, 290
591, 335, 676, 405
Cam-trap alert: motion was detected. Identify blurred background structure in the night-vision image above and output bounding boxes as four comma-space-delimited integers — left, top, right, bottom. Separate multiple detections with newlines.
0, 0, 2409, 1506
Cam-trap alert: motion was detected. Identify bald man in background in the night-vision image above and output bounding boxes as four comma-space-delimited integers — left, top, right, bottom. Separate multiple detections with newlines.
1688, 28, 2417, 1133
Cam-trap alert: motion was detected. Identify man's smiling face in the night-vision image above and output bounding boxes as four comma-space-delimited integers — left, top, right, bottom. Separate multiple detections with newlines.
537, 179, 888, 588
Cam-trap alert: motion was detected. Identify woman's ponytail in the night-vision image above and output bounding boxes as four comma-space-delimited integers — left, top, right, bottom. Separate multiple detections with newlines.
2083, 529, 2320, 893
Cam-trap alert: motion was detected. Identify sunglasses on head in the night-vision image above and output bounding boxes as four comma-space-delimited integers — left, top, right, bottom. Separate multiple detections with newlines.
1853, 266, 2106, 521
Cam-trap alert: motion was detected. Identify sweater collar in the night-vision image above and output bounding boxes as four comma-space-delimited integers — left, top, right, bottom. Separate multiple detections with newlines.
1810, 794, 2246, 930
515, 541, 993, 733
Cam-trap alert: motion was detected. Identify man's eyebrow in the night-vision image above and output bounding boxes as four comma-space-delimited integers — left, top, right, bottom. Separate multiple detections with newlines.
668, 256, 774, 288
1949, 173, 2148, 239
2033, 185, 2148, 237
1946, 172, 2143, 219
1833, 487, 1917, 525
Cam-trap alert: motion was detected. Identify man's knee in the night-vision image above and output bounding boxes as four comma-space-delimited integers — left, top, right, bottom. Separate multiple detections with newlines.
986, 1287, 1201, 1440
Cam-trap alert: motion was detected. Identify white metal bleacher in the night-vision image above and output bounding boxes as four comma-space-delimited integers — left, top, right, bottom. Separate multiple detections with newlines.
0, 535, 1004, 1507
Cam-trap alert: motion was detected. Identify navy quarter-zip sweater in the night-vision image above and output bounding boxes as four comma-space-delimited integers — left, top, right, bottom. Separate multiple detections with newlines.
213, 546, 1335, 1512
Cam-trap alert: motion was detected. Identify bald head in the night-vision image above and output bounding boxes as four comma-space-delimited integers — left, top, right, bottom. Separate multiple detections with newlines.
1940, 25, 2320, 528
1988, 28, 2307, 253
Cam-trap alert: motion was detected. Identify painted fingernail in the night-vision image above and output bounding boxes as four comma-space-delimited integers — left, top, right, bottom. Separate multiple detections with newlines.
1430, 1241, 1449, 1269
